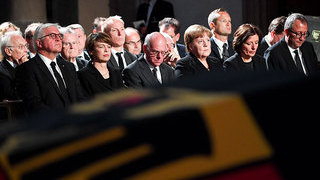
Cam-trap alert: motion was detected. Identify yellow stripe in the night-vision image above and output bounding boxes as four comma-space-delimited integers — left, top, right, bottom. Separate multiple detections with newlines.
61, 144, 152, 180
129, 95, 272, 180
10, 127, 125, 178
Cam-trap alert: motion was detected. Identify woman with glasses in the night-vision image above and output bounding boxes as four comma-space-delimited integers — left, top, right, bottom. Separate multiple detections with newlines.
175, 24, 223, 79
223, 24, 267, 72
77, 32, 124, 98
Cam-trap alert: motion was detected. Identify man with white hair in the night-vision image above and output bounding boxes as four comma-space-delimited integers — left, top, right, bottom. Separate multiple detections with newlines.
0, 31, 28, 101
58, 27, 87, 71
122, 32, 175, 88
67, 24, 91, 61
15, 23, 85, 113
24, 22, 42, 58
102, 15, 137, 71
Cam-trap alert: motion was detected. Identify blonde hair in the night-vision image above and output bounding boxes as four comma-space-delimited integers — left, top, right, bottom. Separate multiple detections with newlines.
184, 24, 212, 52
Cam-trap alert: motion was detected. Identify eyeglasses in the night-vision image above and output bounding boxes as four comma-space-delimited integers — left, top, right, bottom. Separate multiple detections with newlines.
125, 39, 141, 46
8, 44, 28, 50
289, 29, 310, 38
39, 33, 63, 40
148, 48, 167, 56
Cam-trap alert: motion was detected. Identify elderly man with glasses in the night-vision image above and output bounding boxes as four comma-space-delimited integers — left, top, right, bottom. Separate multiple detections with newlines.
264, 13, 319, 76
0, 31, 29, 101
15, 23, 85, 114
122, 32, 175, 88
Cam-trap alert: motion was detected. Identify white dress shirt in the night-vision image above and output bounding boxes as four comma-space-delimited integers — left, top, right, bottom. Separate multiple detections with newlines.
287, 45, 307, 75
111, 49, 128, 68
212, 35, 229, 59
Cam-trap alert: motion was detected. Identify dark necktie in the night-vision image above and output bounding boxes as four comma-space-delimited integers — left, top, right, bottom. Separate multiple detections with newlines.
50, 62, 70, 104
222, 43, 229, 61
152, 67, 160, 83
294, 50, 305, 74
116, 52, 125, 70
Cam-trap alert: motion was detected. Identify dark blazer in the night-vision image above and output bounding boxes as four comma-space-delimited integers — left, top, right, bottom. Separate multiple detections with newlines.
176, 43, 187, 58
223, 53, 267, 72
77, 61, 124, 98
122, 56, 175, 88
264, 38, 319, 75
107, 49, 137, 70
0, 59, 17, 101
136, 0, 174, 34
56, 54, 88, 71
175, 53, 223, 79
15, 54, 85, 113
209, 37, 234, 64
256, 37, 269, 56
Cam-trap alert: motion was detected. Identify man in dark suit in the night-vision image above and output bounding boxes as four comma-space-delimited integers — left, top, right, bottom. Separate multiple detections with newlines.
208, 8, 234, 64
0, 31, 29, 101
256, 16, 286, 56
67, 24, 91, 61
136, 0, 174, 37
159, 17, 187, 58
264, 13, 319, 76
58, 27, 87, 71
102, 16, 137, 71
123, 32, 175, 88
15, 23, 85, 113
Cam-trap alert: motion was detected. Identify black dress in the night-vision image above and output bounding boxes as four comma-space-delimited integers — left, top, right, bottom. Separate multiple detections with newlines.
77, 61, 124, 98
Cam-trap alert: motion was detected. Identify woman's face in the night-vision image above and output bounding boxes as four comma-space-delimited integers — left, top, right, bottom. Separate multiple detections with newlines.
240, 34, 259, 59
189, 34, 211, 60
91, 41, 112, 62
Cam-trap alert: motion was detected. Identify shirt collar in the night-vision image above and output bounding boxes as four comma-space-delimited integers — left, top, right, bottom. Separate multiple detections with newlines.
212, 35, 228, 50
38, 53, 57, 66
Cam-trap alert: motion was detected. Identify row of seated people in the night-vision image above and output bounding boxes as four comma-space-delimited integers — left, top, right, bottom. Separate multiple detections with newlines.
0, 10, 319, 117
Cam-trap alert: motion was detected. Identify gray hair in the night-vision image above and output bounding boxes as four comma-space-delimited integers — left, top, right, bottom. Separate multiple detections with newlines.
102, 15, 125, 32
0, 31, 23, 58
144, 32, 165, 48
284, 13, 308, 30
67, 24, 85, 34
33, 23, 60, 52
59, 27, 76, 35
24, 22, 42, 39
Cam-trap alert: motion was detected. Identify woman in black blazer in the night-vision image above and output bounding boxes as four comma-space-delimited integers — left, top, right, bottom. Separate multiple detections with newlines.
224, 24, 267, 72
175, 24, 223, 79
77, 33, 124, 98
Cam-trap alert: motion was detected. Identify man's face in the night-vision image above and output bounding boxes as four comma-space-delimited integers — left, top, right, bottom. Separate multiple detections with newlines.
286, 19, 308, 49
6, 35, 28, 63
213, 12, 232, 36
160, 25, 180, 44
143, 34, 167, 67
124, 30, 142, 55
105, 19, 125, 47
61, 33, 78, 60
73, 28, 86, 52
38, 26, 62, 53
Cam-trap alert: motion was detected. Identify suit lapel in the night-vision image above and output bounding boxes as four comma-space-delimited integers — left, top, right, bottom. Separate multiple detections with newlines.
210, 38, 222, 60
108, 54, 119, 69
139, 58, 160, 86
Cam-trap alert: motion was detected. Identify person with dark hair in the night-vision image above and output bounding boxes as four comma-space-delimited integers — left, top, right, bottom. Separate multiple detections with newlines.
15, 23, 85, 113
136, 0, 174, 37
256, 16, 287, 56
208, 8, 234, 63
264, 13, 319, 75
77, 33, 124, 98
159, 17, 187, 58
223, 24, 267, 72
24, 22, 42, 59
175, 24, 223, 79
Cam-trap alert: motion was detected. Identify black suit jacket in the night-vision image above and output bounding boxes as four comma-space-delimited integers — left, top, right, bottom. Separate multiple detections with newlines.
264, 38, 319, 75
176, 43, 187, 58
175, 53, 223, 79
0, 59, 17, 101
256, 37, 269, 56
77, 61, 124, 98
223, 53, 267, 72
107, 49, 137, 70
209, 37, 234, 64
122, 56, 175, 88
136, 0, 174, 34
56, 54, 88, 71
15, 54, 85, 113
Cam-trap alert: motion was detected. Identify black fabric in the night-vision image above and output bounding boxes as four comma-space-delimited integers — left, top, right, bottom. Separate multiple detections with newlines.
116, 52, 124, 71
222, 43, 230, 60
294, 50, 305, 74
50, 62, 70, 105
